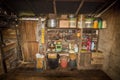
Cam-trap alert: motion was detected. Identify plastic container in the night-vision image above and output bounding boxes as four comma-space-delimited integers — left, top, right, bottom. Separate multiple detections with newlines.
78, 14, 85, 28
69, 14, 76, 28
47, 53, 60, 69
85, 17, 94, 28
93, 19, 98, 28
60, 56, 68, 68
102, 20, 107, 28
69, 60, 76, 69
98, 18, 102, 29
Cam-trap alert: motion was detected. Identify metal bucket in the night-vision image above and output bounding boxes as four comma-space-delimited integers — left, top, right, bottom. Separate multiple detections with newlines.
47, 19, 57, 28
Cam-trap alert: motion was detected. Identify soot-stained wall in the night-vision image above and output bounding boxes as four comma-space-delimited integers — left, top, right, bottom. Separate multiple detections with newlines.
98, 2, 120, 80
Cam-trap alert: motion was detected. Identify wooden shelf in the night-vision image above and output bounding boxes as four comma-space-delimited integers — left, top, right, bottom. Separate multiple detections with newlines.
47, 27, 80, 30
82, 28, 99, 30
80, 51, 91, 54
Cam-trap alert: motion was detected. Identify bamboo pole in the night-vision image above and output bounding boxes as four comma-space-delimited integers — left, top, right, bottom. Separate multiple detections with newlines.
75, 0, 85, 16
53, 0, 57, 15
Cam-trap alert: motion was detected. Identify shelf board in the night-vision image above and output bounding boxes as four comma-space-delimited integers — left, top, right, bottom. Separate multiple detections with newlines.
80, 51, 91, 54
82, 28, 100, 30
47, 28, 104, 30
47, 27, 80, 30
47, 51, 68, 53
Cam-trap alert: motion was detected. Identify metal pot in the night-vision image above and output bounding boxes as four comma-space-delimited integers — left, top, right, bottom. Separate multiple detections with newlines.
47, 19, 57, 28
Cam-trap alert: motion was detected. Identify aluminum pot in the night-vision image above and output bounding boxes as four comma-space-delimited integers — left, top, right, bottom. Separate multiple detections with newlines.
47, 19, 57, 28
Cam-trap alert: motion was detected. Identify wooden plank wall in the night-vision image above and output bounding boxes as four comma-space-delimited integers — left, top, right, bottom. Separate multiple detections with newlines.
0, 51, 3, 74
19, 20, 38, 62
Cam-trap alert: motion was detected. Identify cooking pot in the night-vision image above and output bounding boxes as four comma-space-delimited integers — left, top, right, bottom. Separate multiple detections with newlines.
47, 19, 57, 28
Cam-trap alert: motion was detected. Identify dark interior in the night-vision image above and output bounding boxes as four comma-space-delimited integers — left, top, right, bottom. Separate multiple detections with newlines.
0, 0, 120, 80
0, 0, 115, 16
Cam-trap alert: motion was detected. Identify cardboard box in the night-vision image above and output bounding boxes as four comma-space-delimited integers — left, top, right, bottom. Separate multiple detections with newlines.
59, 20, 69, 28
60, 15, 68, 19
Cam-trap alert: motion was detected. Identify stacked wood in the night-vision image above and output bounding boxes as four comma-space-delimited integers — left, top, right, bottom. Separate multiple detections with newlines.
2, 29, 16, 39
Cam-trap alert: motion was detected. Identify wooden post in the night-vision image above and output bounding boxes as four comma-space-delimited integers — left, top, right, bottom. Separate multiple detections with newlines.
15, 26, 23, 60
96, 29, 99, 52
77, 28, 82, 69
0, 30, 7, 73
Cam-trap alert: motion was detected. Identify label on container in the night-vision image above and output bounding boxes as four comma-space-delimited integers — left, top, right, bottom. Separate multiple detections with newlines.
69, 18, 76, 28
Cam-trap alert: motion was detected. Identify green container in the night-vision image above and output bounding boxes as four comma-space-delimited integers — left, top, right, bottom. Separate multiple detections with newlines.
56, 44, 62, 52
98, 18, 102, 29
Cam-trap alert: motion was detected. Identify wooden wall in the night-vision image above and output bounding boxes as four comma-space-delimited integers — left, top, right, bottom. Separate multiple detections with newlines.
0, 51, 3, 74
0, 28, 19, 72
19, 20, 38, 62
98, 2, 120, 80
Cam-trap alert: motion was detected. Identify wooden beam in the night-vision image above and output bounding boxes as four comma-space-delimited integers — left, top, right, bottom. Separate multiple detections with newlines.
95, 0, 117, 17
75, 0, 85, 16
54, 0, 105, 2
53, 0, 57, 15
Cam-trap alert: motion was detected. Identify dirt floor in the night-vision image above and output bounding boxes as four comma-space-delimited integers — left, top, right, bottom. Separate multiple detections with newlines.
0, 69, 112, 80
0, 63, 112, 80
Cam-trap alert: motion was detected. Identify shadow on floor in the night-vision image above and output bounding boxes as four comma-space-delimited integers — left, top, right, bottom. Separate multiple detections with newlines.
0, 67, 112, 80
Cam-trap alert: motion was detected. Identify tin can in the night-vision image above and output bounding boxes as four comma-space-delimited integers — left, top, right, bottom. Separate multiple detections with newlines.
47, 19, 57, 28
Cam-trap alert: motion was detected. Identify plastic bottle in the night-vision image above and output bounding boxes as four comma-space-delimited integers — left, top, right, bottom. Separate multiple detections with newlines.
74, 44, 78, 53
98, 18, 102, 29
91, 41, 95, 51
93, 19, 98, 28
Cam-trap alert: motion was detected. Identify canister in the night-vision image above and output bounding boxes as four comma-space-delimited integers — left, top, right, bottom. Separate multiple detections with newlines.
93, 19, 98, 28
98, 18, 102, 29
102, 20, 107, 28
85, 17, 94, 28
47, 18, 57, 28
69, 14, 76, 28
60, 56, 68, 68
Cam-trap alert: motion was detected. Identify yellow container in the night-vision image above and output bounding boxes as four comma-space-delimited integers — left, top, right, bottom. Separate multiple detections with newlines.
36, 58, 44, 69
69, 53, 77, 60
93, 20, 98, 28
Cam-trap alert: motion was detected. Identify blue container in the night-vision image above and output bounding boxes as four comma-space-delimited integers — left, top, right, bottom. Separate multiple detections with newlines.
69, 60, 77, 69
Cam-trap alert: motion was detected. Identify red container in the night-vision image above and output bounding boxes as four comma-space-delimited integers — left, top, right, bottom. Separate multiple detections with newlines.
60, 56, 68, 68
